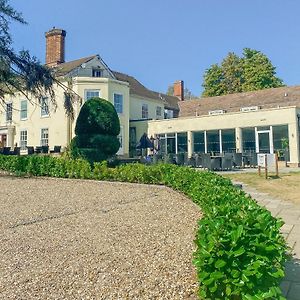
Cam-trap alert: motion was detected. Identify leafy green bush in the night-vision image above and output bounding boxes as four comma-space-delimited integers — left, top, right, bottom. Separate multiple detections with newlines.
0, 154, 289, 299
70, 97, 120, 163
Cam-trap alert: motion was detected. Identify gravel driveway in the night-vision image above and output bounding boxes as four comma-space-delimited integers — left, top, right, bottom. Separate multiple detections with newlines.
0, 175, 201, 299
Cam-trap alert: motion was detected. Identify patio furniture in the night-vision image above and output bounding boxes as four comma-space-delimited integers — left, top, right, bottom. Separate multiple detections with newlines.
35, 146, 42, 154
50, 145, 61, 154
164, 153, 175, 164
13, 147, 20, 155
27, 146, 34, 155
211, 157, 222, 170
221, 153, 233, 170
233, 153, 243, 168
175, 152, 185, 166
41, 146, 49, 154
3, 147, 11, 155
152, 153, 163, 164
202, 153, 212, 170
194, 153, 203, 168
249, 154, 257, 167
189, 156, 197, 167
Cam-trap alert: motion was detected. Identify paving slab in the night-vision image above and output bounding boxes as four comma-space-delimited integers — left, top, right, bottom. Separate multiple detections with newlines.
234, 182, 300, 299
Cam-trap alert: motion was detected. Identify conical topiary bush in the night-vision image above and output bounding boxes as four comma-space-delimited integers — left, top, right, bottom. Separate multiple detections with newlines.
70, 97, 120, 163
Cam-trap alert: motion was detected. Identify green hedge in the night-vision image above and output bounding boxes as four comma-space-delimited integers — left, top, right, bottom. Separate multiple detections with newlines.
0, 154, 288, 299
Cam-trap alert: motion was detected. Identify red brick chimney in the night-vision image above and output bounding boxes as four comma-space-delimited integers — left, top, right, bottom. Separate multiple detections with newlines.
173, 80, 184, 101
45, 27, 66, 67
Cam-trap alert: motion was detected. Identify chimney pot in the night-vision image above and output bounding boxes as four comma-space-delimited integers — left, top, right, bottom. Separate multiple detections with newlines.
45, 28, 66, 67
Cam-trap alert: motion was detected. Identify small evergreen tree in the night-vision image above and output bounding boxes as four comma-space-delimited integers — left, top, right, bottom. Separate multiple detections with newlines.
70, 97, 120, 163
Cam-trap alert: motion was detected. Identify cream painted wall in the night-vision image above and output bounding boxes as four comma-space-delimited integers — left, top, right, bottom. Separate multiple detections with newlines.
130, 95, 164, 121
0, 84, 68, 150
148, 106, 300, 164
0, 77, 131, 156
130, 120, 149, 143
72, 77, 130, 156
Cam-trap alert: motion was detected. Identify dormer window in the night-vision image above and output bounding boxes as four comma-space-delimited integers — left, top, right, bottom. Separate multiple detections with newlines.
92, 68, 102, 77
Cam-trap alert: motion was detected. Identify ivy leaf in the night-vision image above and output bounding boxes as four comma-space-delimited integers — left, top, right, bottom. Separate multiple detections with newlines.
215, 259, 227, 269
234, 246, 245, 257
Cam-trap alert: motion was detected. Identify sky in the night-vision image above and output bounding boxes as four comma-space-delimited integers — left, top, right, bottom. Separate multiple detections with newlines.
8, 0, 300, 96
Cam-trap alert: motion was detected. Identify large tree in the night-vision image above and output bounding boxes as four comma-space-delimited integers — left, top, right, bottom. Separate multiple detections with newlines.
0, 0, 76, 117
202, 48, 284, 97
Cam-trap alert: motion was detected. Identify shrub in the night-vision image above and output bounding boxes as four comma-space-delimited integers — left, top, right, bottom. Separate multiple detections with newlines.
70, 97, 120, 163
0, 154, 289, 299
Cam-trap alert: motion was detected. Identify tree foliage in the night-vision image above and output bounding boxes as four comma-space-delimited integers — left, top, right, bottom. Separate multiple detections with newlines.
202, 48, 284, 97
0, 0, 77, 118
70, 97, 120, 163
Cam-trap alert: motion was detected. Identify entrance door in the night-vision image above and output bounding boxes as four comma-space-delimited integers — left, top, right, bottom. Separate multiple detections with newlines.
258, 132, 270, 153
255, 128, 273, 153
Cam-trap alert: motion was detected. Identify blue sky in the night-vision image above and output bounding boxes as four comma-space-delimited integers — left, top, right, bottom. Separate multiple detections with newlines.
9, 0, 300, 96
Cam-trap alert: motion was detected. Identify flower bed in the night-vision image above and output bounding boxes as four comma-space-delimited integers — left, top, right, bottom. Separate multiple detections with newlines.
0, 154, 289, 299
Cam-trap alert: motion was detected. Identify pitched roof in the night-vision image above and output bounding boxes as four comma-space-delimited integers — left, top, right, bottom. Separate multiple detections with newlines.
52, 55, 97, 77
112, 71, 179, 111
51, 56, 179, 111
179, 86, 300, 117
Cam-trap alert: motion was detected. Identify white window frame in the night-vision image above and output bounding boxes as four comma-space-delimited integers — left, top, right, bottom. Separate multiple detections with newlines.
84, 89, 101, 101
20, 100, 28, 120
156, 106, 162, 118
6, 102, 12, 122
92, 69, 102, 77
113, 93, 123, 114
41, 97, 49, 117
20, 129, 28, 150
142, 103, 148, 119
117, 126, 124, 155
40, 128, 49, 146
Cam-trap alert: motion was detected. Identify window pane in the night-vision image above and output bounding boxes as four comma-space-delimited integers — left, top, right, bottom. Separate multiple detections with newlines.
167, 134, 176, 154
207, 130, 220, 153
273, 125, 289, 150
257, 126, 270, 131
156, 106, 162, 117
6, 103, 12, 122
142, 104, 148, 119
41, 128, 49, 146
92, 69, 102, 77
222, 129, 236, 152
242, 127, 255, 152
193, 131, 205, 153
20, 100, 27, 120
41, 97, 49, 116
177, 132, 187, 153
20, 130, 27, 150
114, 94, 123, 113
85, 90, 100, 101
273, 125, 289, 160
158, 134, 166, 154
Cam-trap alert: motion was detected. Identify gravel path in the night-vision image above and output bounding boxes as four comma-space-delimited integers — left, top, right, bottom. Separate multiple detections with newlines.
0, 175, 201, 299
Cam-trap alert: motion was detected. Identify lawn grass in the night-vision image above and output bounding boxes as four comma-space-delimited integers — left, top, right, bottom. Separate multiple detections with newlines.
223, 171, 300, 204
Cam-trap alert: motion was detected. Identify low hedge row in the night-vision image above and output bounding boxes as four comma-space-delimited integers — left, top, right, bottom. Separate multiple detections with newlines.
0, 154, 288, 299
